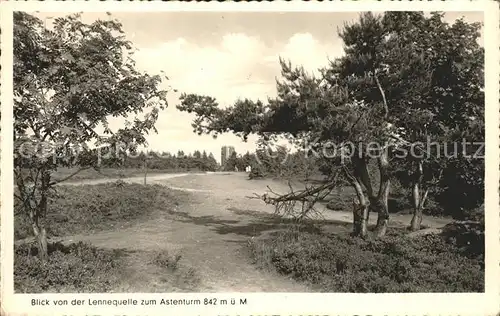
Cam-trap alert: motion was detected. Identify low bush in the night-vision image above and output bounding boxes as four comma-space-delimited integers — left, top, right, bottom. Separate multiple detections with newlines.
151, 250, 182, 271
14, 241, 125, 293
441, 219, 484, 260
149, 250, 201, 290
249, 165, 267, 179
248, 229, 483, 292
325, 190, 352, 212
15, 182, 183, 240
463, 204, 485, 222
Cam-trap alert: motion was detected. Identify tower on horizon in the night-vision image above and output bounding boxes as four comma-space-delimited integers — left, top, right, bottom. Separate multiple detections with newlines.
221, 146, 235, 169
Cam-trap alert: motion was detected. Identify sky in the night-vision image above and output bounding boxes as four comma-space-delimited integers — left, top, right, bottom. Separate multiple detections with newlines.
32, 11, 484, 163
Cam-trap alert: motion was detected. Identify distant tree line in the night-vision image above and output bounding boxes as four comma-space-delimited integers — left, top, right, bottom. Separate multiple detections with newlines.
221, 146, 318, 177
102, 150, 219, 172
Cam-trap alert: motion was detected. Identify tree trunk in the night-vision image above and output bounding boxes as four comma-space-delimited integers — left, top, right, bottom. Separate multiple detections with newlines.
37, 228, 48, 260
410, 161, 428, 231
374, 152, 391, 237
410, 208, 422, 231
15, 168, 48, 259
30, 209, 48, 260
345, 156, 371, 238
143, 159, 148, 185
27, 169, 51, 260
352, 156, 374, 223
351, 178, 369, 238
40, 170, 50, 218
411, 186, 429, 231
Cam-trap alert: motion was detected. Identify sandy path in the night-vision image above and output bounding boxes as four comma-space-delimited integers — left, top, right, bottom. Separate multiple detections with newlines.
46, 172, 451, 292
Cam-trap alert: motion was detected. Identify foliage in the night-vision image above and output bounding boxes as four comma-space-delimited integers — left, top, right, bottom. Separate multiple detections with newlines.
437, 156, 484, 219
383, 12, 484, 221
220, 144, 320, 179
224, 151, 239, 171
249, 164, 267, 179
249, 230, 483, 292
441, 212, 485, 259
15, 241, 125, 293
14, 12, 168, 167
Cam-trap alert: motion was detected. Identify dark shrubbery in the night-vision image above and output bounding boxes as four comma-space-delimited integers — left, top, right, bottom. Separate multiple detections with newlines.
441, 219, 484, 260
249, 164, 267, 179
437, 158, 484, 220
249, 230, 484, 292
14, 182, 183, 240
15, 241, 125, 293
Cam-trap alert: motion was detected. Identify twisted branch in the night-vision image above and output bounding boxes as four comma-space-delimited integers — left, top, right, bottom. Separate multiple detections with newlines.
247, 171, 342, 221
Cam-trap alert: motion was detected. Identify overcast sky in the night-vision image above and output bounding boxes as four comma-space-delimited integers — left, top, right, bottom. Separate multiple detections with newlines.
33, 11, 484, 162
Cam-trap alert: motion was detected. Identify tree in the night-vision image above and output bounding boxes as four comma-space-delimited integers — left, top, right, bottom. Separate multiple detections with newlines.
207, 153, 218, 171
177, 12, 483, 237
14, 12, 169, 259
376, 12, 484, 229
224, 151, 238, 171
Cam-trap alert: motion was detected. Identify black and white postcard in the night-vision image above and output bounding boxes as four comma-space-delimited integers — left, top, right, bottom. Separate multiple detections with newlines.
1, 1, 499, 315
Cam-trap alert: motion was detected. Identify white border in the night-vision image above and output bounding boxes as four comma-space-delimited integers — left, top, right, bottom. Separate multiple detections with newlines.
1, 1, 499, 315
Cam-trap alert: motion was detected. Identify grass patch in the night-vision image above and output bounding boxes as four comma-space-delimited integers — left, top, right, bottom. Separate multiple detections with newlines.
248, 229, 484, 292
15, 182, 186, 240
14, 241, 126, 293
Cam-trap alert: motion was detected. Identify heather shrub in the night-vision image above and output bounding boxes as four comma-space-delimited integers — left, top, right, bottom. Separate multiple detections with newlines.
14, 241, 125, 293
249, 230, 483, 292
151, 250, 182, 271
149, 250, 201, 290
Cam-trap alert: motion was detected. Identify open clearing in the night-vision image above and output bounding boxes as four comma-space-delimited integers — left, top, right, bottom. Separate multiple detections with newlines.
31, 172, 452, 292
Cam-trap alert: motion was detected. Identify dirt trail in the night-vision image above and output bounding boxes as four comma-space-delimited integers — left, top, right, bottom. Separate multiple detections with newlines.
54, 173, 311, 292
52, 172, 451, 292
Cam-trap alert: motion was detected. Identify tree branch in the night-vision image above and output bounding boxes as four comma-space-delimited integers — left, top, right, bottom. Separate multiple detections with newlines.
374, 71, 388, 118
246, 171, 340, 221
